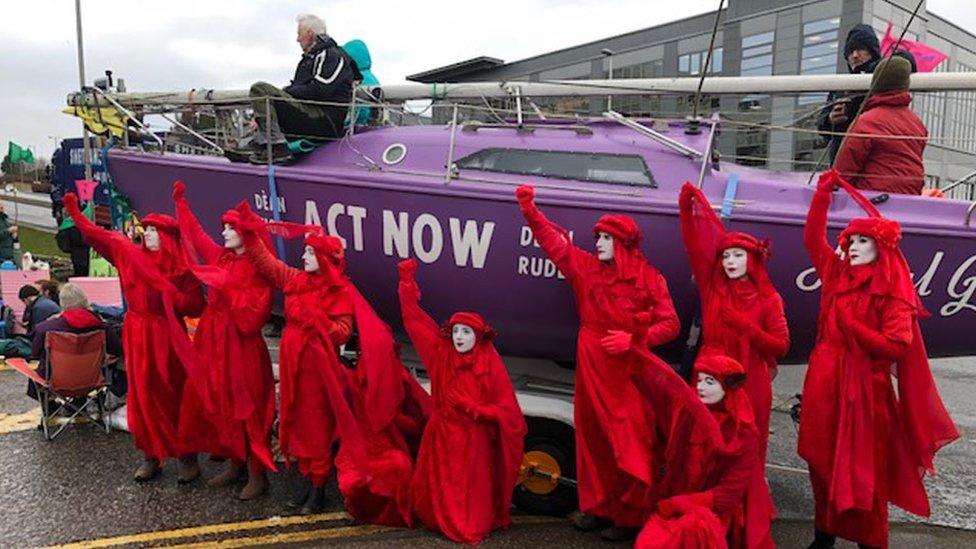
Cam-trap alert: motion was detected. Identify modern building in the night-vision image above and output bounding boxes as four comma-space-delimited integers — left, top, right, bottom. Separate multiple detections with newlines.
409, 0, 976, 198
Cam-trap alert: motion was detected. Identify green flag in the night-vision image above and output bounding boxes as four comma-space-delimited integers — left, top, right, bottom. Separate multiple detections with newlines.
8, 142, 34, 164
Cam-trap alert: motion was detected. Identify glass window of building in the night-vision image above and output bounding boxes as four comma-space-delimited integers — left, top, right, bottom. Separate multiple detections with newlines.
740, 32, 775, 76
678, 48, 723, 76
609, 59, 664, 117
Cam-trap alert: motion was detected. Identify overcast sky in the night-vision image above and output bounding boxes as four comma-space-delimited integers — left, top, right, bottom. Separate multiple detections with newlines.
3, 0, 974, 157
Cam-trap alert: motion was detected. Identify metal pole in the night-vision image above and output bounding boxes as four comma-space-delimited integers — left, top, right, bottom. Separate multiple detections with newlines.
444, 104, 459, 184
75, 0, 92, 180
601, 49, 614, 111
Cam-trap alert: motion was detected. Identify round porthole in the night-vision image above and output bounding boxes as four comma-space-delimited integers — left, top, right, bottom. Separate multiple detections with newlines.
382, 143, 407, 165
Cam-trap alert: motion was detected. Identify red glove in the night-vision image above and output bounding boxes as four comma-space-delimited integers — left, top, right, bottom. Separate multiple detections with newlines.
63, 192, 81, 216
515, 184, 535, 206
724, 310, 752, 331
658, 492, 713, 518
657, 498, 679, 518
678, 182, 696, 211
600, 330, 632, 355
398, 258, 418, 280
472, 404, 499, 423
816, 172, 838, 193
172, 180, 186, 201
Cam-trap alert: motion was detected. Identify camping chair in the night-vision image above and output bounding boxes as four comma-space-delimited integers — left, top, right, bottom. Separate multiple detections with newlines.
9, 331, 110, 440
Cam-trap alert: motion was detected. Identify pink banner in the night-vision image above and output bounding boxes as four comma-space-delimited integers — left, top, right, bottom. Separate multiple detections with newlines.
75, 179, 99, 202
881, 22, 948, 73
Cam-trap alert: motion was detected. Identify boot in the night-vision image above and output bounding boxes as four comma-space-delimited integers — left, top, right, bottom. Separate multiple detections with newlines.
207, 460, 245, 488
300, 485, 327, 515
570, 511, 611, 532
239, 469, 268, 501
287, 479, 311, 509
177, 454, 201, 484
133, 457, 161, 482
599, 526, 638, 542
807, 529, 836, 549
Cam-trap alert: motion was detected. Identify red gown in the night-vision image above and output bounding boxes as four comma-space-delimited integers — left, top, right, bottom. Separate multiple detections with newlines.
242, 228, 353, 486
65, 195, 204, 460
798, 171, 959, 548
517, 189, 679, 527
399, 262, 526, 545
174, 196, 276, 471
679, 182, 790, 461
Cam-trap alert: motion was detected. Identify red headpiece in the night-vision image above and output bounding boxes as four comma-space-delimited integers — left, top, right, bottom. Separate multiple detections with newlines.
693, 354, 756, 448
838, 217, 902, 251
593, 214, 641, 248
141, 213, 180, 236
717, 232, 771, 261
445, 311, 496, 342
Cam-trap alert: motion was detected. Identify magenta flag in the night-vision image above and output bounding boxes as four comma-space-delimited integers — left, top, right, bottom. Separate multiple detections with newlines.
881, 22, 948, 73
75, 179, 99, 202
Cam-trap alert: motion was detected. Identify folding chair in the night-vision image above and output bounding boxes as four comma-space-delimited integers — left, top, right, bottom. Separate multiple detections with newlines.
9, 331, 110, 440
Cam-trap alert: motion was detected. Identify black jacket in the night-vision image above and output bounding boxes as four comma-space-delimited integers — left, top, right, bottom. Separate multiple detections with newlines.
284, 35, 361, 106
817, 24, 917, 162
56, 225, 90, 270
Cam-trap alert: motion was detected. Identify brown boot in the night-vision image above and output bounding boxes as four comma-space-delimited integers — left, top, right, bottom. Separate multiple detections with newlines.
207, 460, 245, 488
133, 457, 161, 482
239, 470, 268, 501
177, 454, 201, 484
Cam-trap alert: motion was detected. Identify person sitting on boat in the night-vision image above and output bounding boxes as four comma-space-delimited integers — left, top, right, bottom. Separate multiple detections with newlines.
246, 13, 361, 164
678, 182, 790, 464
398, 258, 526, 545
833, 56, 927, 195
799, 170, 958, 549
636, 354, 774, 549
171, 183, 277, 501
515, 184, 680, 541
817, 23, 917, 164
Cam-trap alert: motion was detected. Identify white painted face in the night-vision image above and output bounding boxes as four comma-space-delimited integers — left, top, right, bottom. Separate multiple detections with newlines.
697, 372, 726, 405
595, 232, 615, 261
222, 223, 243, 251
143, 226, 161, 251
847, 234, 878, 266
452, 323, 477, 354
303, 245, 320, 272
722, 247, 749, 280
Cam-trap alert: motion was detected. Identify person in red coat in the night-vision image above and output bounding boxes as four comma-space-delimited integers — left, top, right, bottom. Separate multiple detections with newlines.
679, 182, 790, 462
171, 182, 276, 500
636, 355, 774, 549
235, 206, 355, 514
515, 184, 679, 540
63, 193, 205, 483
800, 171, 959, 549
398, 258, 526, 545
833, 56, 927, 195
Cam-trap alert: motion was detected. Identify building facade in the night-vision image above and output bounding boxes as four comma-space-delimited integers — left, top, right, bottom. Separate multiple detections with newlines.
410, 0, 976, 198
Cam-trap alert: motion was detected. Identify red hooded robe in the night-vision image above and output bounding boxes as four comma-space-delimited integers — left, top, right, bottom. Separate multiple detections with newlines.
399, 259, 526, 545
799, 171, 959, 548
64, 194, 205, 460
516, 185, 680, 527
678, 182, 790, 462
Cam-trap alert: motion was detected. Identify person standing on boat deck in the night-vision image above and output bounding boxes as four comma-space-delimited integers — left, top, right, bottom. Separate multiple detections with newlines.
62, 193, 206, 483
817, 23, 916, 164
234, 204, 355, 515
247, 13, 361, 164
171, 182, 277, 501
799, 171, 958, 549
515, 185, 680, 542
398, 258, 526, 545
678, 182, 790, 464
833, 56, 927, 195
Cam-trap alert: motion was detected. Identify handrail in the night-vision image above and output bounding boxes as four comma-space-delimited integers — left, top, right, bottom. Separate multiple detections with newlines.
966, 201, 976, 227
460, 121, 593, 135
90, 88, 164, 149
604, 111, 702, 159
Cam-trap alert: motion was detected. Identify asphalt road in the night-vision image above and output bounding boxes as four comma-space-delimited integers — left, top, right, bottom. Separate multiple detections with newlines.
0, 354, 973, 548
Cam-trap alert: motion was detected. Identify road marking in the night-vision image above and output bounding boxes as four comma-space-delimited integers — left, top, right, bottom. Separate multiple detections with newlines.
0, 409, 41, 434
767, 462, 809, 474
41, 512, 351, 549
163, 525, 396, 549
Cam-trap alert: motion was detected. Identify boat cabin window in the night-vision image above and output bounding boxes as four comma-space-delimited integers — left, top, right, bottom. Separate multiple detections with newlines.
455, 148, 655, 187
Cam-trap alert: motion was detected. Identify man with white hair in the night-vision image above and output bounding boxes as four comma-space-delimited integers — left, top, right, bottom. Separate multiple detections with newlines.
247, 13, 361, 163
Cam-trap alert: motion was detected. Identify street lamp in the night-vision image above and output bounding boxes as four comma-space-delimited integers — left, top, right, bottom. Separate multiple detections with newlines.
601, 48, 615, 111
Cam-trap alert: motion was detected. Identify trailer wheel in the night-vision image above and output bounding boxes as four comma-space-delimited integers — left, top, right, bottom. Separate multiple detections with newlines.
513, 417, 577, 517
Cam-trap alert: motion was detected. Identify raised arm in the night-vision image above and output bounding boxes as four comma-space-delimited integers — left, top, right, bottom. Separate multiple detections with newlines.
645, 272, 681, 348
397, 259, 444, 370
804, 174, 840, 276
678, 183, 721, 289
173, 181, 223, 266
241, 231, 299, 290
515, 185, 589, 279
171, 270, 206, 318
63, 193, 131, 265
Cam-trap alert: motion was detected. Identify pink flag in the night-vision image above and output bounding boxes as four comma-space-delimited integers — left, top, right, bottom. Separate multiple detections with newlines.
881, 22, 948, 73
75, 179, 99, 202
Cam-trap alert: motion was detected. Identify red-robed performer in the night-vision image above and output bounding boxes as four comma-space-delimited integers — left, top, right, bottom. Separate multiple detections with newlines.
63, 193, 205, 482
799, 170, 959, 549
514, 184, 679, 540
678, 182, 790, 462
171, 182, 276, 500
235, 206, 355, 514
398, 258, 526, 545
636, 354, 774, 549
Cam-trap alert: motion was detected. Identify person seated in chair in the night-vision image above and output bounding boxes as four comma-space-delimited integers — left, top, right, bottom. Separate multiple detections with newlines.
27, 283, 122, 401
19, 285, 61, 339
